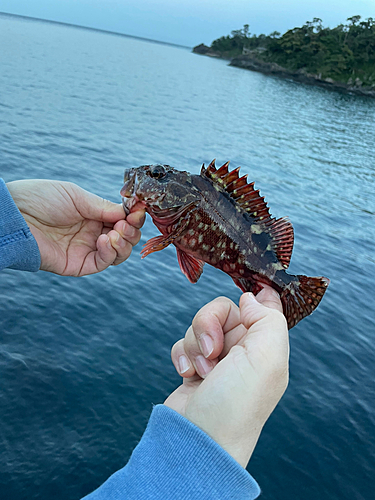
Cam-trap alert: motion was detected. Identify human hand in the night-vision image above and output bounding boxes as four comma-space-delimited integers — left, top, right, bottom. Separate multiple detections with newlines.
7, 180, 145, 276
165, 285, 289, 468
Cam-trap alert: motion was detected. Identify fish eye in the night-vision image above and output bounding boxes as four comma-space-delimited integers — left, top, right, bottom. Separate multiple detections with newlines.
149, 165, 166, 179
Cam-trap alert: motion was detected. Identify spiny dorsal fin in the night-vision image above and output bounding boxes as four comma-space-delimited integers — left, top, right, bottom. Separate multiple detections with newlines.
201, 161, 295, 267
268, 217, 294, 268
202, 160, 272, 224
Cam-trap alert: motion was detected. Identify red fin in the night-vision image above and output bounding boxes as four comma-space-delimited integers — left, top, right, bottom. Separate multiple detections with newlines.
215, 161, 230, 178
269, 217, 294, 269
200, 159, 216, 177
223, 166, 241, 185
281, 276, 330, 329
141, 235, 172, 258
176, 248, 204, 283
227, 174, 248, 193
201, 161, 273, 225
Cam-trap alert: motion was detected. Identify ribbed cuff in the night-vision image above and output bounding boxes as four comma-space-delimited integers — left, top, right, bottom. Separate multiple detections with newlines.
83, 404, 260, 500
0, 179, 41, 272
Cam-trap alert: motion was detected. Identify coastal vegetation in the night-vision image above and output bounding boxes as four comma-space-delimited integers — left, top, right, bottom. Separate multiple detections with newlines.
194, 16, 375, 91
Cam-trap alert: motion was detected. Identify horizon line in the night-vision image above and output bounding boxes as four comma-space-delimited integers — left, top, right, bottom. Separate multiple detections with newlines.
0, 11, 192, 50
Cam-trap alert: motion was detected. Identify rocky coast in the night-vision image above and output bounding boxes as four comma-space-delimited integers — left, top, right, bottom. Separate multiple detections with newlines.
193, 44, 375, 98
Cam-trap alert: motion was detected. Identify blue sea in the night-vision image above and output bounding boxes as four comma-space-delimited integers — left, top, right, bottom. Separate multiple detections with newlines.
0, 12, 374, 500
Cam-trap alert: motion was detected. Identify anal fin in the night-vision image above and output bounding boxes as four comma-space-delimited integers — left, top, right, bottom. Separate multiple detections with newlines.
176, 248, 204, 283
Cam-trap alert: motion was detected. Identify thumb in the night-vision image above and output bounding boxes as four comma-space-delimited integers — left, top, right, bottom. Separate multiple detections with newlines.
239, 292, 271, 331
72, 185, 126, 223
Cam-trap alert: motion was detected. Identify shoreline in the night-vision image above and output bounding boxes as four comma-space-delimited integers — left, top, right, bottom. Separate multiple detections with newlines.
193, 45, 375, 98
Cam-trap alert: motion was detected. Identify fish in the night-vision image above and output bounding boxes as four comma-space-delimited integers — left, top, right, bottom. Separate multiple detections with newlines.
120, 160, 329, 328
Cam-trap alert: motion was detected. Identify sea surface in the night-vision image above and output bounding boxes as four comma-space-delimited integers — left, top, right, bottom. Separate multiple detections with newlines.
0, 13, 374, 500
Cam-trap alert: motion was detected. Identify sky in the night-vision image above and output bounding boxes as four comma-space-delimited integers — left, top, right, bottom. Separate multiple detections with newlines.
0, 0, 374, 47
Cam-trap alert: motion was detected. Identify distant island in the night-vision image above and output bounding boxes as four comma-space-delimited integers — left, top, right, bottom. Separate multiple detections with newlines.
193, 17, 375, 97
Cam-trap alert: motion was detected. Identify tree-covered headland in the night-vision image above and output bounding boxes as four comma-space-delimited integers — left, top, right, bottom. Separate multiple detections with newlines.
194, 16, 375, 91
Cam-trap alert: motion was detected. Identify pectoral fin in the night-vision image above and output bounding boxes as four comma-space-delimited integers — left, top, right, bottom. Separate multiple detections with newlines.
141, 235, 174, 258
141, 210, 195, 259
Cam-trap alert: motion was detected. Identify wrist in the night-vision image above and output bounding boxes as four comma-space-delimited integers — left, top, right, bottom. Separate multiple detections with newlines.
184, 407, 261, 468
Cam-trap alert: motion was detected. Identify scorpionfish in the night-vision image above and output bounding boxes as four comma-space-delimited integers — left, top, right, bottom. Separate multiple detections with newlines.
121, 160, 329, 328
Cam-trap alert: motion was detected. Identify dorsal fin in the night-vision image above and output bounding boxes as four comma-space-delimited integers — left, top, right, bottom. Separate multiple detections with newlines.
268, 217, 294, 268
201, 161, 273, 225
201, 161, 295, 267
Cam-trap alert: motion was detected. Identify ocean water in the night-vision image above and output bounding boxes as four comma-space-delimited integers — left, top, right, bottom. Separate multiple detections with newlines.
0, 13, 374, 500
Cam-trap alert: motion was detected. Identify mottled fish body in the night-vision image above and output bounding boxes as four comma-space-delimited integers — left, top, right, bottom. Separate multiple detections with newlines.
121, 161, 329, 328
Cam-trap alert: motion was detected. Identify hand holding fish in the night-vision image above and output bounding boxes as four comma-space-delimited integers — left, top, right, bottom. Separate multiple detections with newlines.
165, 285, 289, 468
6, 180, 145, 276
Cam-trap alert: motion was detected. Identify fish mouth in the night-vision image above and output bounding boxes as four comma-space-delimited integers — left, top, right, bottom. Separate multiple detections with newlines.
121, 171, 140, 215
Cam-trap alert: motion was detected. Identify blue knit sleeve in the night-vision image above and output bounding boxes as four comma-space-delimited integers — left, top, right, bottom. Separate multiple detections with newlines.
82, 404, 260, 500
0, 179, 41, 272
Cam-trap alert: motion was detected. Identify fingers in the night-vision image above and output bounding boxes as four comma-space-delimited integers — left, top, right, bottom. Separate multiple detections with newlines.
126, 203, 146, 229
171, 329, 218, 379
102, 219, 141, 266
191, 297, 240, 359
171, 339, 195, 378
171, 288, 286, 380
94, 234, 121, 272
171, 297, 241, 379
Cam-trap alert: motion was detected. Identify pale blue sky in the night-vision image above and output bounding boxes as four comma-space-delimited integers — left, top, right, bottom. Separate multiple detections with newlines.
0, 0, 373, 46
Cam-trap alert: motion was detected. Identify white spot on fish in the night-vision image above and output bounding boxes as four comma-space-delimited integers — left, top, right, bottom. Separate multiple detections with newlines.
202, 244, 209, 251
189, 238, 197, 247
272, 262, 284, 271
198, 234, 203, 243
251, 224, 263, 234
198, 222, 204, 229
188, 229, 195, 236
253, 246, 258, 254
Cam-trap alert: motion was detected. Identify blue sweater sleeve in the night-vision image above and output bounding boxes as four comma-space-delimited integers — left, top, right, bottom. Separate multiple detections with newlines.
82, 404, 260, 500
0, 179, 41, 272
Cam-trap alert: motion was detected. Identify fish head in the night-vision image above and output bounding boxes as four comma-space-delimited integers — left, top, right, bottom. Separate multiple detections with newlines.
121, 164, 200, 221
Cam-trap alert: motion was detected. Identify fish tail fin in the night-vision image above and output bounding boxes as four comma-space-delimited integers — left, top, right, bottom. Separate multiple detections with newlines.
281, 275, 330, 329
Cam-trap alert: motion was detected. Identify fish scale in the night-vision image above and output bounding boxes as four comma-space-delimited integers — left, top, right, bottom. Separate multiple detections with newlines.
121, 161, 329, 328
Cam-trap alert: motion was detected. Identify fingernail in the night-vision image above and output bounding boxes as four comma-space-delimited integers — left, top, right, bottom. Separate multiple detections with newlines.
115, 233, 125, 248
199, 334, 214, 358
178, 355, 190, 374
125, 225, 136, 238
196, 355, 213, 377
